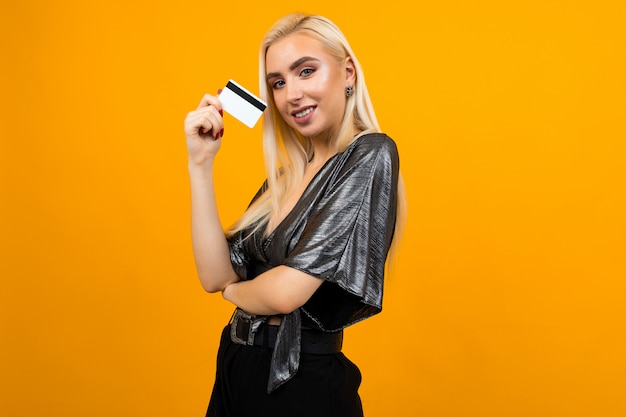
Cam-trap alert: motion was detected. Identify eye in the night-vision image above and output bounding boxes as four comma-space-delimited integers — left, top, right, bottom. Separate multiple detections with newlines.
300, 68, 314, 77
271, 79, 286, 89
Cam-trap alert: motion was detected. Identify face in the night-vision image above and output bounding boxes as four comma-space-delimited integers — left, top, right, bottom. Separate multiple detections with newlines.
265, 33, 355, 141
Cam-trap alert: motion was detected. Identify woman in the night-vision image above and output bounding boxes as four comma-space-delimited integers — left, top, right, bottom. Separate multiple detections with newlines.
184, 12, 406, 417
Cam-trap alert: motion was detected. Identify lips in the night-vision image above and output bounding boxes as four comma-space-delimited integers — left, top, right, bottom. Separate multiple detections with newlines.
292, 106, 316, 121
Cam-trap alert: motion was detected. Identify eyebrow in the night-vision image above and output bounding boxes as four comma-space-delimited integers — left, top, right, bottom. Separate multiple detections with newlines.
266, 56, 320, 81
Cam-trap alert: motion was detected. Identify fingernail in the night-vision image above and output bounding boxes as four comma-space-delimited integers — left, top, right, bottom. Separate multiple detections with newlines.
219, 128, 224, 137
217, 88, 223, 95
219, 109, 223, 117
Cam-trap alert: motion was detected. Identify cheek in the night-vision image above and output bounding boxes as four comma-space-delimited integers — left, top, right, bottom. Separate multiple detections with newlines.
313, 72, 334, 95
316, 68, 346, 103
272, 92, 287, 112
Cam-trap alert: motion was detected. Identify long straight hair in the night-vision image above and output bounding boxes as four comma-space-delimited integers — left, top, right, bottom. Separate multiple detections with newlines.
226, 13, 406, 264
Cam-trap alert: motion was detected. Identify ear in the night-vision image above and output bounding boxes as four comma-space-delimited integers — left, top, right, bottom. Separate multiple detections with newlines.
344, 57, 356, 84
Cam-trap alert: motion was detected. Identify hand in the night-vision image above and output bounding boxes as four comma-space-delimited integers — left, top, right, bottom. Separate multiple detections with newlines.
222, 280, 239, 302
222, 282, 233, 301
184, 92, 225, 167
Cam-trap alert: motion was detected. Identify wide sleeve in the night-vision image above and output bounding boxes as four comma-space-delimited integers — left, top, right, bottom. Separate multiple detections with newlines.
283, 135, 399, 330
225, 182, 269, 281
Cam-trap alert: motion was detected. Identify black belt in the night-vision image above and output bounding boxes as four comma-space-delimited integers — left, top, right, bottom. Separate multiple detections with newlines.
230, 311, 343, 355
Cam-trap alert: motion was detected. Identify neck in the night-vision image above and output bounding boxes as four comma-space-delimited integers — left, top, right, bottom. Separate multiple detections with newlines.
307, 140, 335, 168
307, 125, 359, 165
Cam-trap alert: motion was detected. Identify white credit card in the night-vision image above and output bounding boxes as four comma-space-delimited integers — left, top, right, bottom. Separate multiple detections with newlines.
219, 79, 267, 128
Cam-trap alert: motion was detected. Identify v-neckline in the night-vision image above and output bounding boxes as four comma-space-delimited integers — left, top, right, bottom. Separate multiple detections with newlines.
263, 154, 338, 243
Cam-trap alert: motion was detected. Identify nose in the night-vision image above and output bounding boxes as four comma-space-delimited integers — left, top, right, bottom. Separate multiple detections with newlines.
285, 81, 303, 102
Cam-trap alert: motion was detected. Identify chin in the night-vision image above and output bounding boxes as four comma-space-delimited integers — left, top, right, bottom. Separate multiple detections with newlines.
296, 124, 326, 138
300, 130, 323, 140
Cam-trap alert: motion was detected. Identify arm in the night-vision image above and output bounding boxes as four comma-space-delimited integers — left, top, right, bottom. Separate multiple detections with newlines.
188, 164, 240, 292
222, 266, 323, 315
185, 93, 239, 292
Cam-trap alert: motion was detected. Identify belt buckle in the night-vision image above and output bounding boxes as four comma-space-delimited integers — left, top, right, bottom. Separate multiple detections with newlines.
230, 308, 260, 346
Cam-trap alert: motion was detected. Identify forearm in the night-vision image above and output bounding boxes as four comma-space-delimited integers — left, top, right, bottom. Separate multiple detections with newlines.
189, 163, 239, 292
222, 265, 323, 315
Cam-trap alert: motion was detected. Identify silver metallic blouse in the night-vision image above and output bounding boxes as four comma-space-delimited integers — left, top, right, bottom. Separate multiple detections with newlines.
227, 133, 399, 393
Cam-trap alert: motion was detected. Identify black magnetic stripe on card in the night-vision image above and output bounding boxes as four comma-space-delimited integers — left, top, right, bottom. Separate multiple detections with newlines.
226, 81, 267, 112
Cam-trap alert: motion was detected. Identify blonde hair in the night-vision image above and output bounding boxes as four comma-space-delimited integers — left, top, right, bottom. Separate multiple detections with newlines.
227, 13, 406, 264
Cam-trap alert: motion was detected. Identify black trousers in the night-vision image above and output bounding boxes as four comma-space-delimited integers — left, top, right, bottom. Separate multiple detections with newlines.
206, 325, 364, 417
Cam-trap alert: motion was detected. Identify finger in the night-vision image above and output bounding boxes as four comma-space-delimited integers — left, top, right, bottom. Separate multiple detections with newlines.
186, 104, 223, 130
185, 110, 210, 136
217, 89, 224, 117
185, 113, 213, 138
196, 93, 223, 113
206, 110, 224, 139
196, 93, 213, 109
192, 108, 223, 139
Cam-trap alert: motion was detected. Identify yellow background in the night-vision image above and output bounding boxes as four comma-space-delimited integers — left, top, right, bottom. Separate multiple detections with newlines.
2, 1, 625, 416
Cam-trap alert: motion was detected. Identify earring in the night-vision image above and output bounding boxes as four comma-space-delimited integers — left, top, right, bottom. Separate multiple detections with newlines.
345, 86, 354, 97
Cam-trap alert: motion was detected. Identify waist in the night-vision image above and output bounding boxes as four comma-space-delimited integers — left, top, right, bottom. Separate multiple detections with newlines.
230, 310, 343, 355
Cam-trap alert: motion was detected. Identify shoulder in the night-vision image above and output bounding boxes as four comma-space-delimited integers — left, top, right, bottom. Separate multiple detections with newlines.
326, 133, 399, 188
350, 132, 397, 153
342, 133, 399, 169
